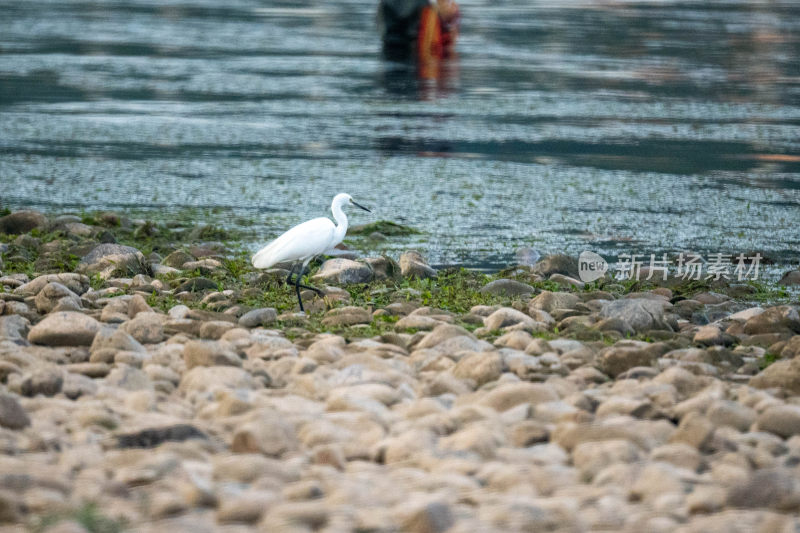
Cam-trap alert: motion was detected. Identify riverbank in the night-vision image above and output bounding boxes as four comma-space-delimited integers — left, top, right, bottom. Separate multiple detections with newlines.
1, 208, 800, 532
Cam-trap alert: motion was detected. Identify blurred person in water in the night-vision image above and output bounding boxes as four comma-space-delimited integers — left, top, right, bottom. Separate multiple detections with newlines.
378, 0, 460, 73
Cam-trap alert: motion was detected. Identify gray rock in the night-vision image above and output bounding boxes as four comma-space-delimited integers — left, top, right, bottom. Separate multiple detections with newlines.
593, 316, 635, 337
484, 307, 537, 331
182, 258, 223, 273
0, 315, 30, 344
231, 411, 297, 457
175, 277, 218, 293
238, 307, 278, 328
596, 340, 667, 377
34, 282, 82, 314
479, 279, 535, 297
116, 424, 208, 448
3, 300, 37, 322
61, 371, 97, 398
28, 311, 101, 346
757, 405, 800, 438
127, 293, 153, 318
311, 258, 373, 285
781, 336, 800, 358
598, 297, 673, 333
364, 256, 400, 281
778, 270, 800, 286
693, 325, 735, 346
0, 393, 30, 429
743, 305, 800, 335
670, 412, 714, 449
451, 351, 503, 386
120, 312, 165, 344
750, 357, 800, 395
415, 324, 476, 350
480, 382, 559, 412
398, 250, 437, 279
573, 439, 643, 481
14, 273, 90, 297
532, 253, 580, 278
162, 250, 196, 269
707, 400, 755, 432
183, 340, 242, 369
90, 327, 146, 354
401, 500, 454, 533
78, 243, 150, 280
61, 221, 94, 237
105, 365, 153, 391
0, 210, 47, 234
321, 306, 372, 326
179, 366, 257, 394
19, 366, 64, 397
727, 469, 800, 511
199, 320, 236, 339
549, 273, 585, 289
528, 291, 581, 314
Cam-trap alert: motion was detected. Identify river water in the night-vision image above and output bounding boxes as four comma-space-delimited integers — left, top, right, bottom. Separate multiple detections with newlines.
1, 0, 799, 274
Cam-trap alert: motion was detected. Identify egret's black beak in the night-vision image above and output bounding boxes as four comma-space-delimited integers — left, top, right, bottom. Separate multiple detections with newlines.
351, 200, 371, 213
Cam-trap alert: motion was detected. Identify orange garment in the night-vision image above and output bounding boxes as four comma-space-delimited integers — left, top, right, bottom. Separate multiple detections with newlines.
417, 4, 458, 61
417, 6, 444, 61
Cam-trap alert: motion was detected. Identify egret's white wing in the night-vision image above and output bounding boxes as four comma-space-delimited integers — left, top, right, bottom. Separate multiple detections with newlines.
252, 217, 335, 269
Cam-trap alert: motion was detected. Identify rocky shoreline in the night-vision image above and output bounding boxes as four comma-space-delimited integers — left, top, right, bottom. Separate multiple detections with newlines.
1, 208, 800, 532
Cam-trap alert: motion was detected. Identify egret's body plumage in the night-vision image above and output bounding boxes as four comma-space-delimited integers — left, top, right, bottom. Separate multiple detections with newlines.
251, 193, 370, 312
252, 217, 337, 269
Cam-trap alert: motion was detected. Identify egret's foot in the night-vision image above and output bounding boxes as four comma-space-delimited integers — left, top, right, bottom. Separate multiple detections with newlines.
296, 283, 324, 296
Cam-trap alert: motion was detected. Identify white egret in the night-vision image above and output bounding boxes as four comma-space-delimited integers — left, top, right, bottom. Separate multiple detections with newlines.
252, 193, 371, 312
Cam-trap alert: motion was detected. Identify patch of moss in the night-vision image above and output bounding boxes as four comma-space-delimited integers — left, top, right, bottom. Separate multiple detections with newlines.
759, 352, 780, 370
740, 280, 791, 303
348, 220, 420, 236
33, 502, 127, 533
189, 224, 236, 241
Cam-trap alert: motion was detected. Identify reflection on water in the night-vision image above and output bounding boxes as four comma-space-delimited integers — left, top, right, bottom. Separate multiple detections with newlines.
0, 0, 798, 271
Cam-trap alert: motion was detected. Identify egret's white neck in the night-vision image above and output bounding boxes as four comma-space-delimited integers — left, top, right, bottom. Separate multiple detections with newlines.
331, 199, 348, 246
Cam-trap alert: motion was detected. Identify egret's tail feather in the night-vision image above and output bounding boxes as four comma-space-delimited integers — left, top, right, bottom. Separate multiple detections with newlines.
252, 241, 281, 269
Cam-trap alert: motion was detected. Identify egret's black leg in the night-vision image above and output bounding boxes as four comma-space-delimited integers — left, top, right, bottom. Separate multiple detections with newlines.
286, 263, 320, 293
295, 269, 304, 313
285, 263, 298, 285
293, 263, 324, 296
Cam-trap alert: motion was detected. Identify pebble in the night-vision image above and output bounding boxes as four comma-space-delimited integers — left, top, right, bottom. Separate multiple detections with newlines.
238, 307, 278, 328
750, 356, 800, 394
0, 393, 30, 429
120, 312, 165, 344
598, 298, 673, 333
312, 258, 373, 285
4, 214, 800, 532
0, 209, 48, 234
183, 340, 242, 369
28, 311, 101, 346
398, 250, 437, 279
322, 306, 373, 326
528, 290, 581, 314
451, 351, 503, 386
479, 279, 535, 297
78, 243, 149, 280
757, 405, 800, 439
483, 307, 538, 331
